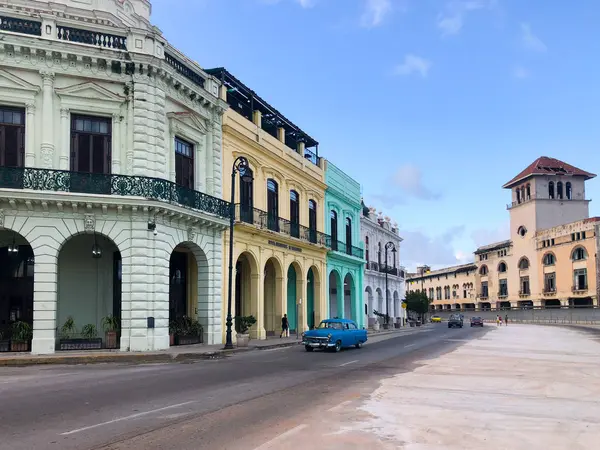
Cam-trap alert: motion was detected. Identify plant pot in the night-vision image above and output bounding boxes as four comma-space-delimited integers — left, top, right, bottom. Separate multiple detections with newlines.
105, 331, 118, 349
10, 340, 29, 352
0, 340, 10, 352
175, 335, 202, 346
383, 323, 390, 330
236, 333, 250, 347
59, 338, 102, 351
372, 322, 380, 331
394, 323, 400, 329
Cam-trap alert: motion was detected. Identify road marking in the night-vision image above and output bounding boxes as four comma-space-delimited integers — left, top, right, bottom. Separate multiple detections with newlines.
60, 401, 196, 435
404, 343, 416, 348
327, 400, 352, 412
253, 424, 308, 449
339, 360, 359, 367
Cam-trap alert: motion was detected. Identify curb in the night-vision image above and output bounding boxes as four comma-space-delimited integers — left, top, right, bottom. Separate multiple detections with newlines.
0, 341, 303, 367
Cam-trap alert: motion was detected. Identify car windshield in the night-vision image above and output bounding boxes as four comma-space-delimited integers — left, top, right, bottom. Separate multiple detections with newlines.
472, 317, 482, 320
318, 321, 343, 330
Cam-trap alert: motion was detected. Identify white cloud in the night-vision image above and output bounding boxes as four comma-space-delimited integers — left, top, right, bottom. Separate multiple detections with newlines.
512, 65, 530, 79
521, 23, 547, 52
296, 0, 317, 7
436, 0, 496, 36
400, 226, 467, 270
372, 163, 440, 207
393, 54, 432, 77
361, 0, 393, 28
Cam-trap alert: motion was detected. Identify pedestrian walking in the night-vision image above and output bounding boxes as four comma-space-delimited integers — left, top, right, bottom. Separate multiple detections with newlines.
280, 314, 289, 338
505, 314, 508, 326
496, 315, 500, 327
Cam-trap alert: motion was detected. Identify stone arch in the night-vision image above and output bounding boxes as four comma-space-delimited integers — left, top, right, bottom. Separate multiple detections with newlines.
343, 271, 356, 321
375, 287, 384, 315
328, 268, 343, 319
571, 246, 588, 261
542, 251, 556, 266
364, 285, 374, 326
57, 231, 123, 349
393, 291, 400, 321
234, 250, 260, 338
286, 260, 303, 333
263, 256, 284, 336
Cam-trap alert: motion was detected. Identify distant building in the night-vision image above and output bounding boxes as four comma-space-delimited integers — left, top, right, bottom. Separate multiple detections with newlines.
361, 202, 406, 326
407, 157, 599, 311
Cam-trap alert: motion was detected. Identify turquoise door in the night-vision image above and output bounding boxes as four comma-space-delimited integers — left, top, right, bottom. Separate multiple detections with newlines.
287, 266, 297, 331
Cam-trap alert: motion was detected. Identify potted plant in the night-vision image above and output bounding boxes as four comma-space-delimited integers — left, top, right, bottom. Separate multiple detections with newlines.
0, 329, 10, 352
235, 315, 256, 347
101, 315, 120, 349
175, 316, 203, 346
58, 317, 102, 350
169, 319, 178, 346
10, 321, 32, 352
373, 310, 388, 330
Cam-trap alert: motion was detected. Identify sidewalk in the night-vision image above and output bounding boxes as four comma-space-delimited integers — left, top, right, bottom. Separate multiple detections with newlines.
0, 326, 416, 367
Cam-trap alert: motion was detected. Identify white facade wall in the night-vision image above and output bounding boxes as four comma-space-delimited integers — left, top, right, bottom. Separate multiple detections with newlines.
0, 0, 228, 353
360, 205, 406, 326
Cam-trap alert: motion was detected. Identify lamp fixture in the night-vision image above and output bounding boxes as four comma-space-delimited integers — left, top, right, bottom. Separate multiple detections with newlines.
91, 233, 102, 259
8, 238, 18, 254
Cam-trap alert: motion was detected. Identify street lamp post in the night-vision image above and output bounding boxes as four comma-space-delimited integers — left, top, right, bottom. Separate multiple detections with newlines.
224, 156, 253, 350
384, 241, 396, 329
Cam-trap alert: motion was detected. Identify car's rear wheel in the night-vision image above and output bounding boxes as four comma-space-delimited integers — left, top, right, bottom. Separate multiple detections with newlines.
355, 341, 362, 349
305, 345, 313, 352
335, 340, 342, 352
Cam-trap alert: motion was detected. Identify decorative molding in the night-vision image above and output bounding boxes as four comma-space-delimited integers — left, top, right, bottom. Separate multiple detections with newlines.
40, 145, 54, 169
0, 209, 4, 228
56, 82, 125, 103
83, 214, 96, 233
187, 227, 196, 242
0, 69, 41, 94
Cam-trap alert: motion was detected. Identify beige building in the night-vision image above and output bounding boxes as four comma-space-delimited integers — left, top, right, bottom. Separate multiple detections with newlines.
407, 157, 599, 311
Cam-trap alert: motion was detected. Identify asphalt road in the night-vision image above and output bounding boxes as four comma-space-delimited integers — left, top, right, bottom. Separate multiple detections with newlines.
0, 324, 489, 450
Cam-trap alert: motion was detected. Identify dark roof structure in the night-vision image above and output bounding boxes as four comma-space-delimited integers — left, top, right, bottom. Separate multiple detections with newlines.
503, 156, 596, 189
205, 67, 320, 164
474, 240, 512, 255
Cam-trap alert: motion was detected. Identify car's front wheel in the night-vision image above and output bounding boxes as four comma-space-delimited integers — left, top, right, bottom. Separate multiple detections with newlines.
335, 340, 342, 352
305, 345, 314, 352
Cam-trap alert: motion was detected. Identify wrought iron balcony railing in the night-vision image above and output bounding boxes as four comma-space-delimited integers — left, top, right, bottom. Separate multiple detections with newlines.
572, 284, 588, 293
0, 167, 230, 219
379, 264, 402, 277
325, 238, 364, 259
0, 15, 42, 36
234, 205, 328, 247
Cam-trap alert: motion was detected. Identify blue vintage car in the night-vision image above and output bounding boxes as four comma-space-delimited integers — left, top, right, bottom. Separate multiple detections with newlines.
302, 318, 368, 352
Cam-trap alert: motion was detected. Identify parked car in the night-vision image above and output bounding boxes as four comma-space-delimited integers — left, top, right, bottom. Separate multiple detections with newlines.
302, 319, 367, 352
448, 314, 463, 328
431, 315, 442, 323
470, 316, 484, 327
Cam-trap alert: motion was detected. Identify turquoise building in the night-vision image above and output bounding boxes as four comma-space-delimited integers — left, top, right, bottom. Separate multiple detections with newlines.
324, 161, 366, 328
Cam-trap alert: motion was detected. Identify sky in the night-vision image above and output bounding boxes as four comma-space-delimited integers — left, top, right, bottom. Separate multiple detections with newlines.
151, 0, 600, 271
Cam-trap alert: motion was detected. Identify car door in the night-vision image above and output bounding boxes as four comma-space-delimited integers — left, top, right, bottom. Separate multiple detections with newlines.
347, 322, 359, 345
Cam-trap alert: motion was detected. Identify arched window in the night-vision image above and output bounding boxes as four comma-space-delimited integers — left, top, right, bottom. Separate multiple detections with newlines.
308, 200, 317, 243
516, 188, 521, 204
520, 186, 525, 203
572, 247, 587, 261
518, 257, 529, 270
498, 262, 507, 273
518, 226, 527, 237
345, 217, 352, 254
526, 184, 531, 200
290, 190, 299, 237
566, 182, 572, 200
549, 181, 555, 199
267, 179, 279, 232
543, 253, 556, 266
557, 181, 563, 199
330, 210, 338, 251
479, 265, 488, 275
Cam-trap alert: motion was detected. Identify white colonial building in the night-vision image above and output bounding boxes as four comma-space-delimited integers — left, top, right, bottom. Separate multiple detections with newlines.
360, 201, 406, 327
0, 0, 229, 354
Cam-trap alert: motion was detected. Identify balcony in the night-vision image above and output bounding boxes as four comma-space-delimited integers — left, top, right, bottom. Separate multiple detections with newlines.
0, 167, 230, 219
480, 295, 489, 300
0, 15, 41, 36
327, 238, 364, 259
543, 287, 556, 296
518, 290, 531, 298
572, 285, 588, 294
164, 52, 205, 89
498, 292, 508, 299
365, 261, 403, 277
234, 205, 328, 247
57, 25, 127, 50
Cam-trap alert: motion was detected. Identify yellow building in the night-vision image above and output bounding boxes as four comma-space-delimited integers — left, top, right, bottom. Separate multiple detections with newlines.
407, 157, 599, 311
208, 68, 329, 341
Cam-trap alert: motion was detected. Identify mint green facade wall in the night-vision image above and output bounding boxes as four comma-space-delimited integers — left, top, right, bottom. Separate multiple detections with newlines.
324, 160, 366, 328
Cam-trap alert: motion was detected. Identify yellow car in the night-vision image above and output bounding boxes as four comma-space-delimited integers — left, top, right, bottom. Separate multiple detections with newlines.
431, 315, 442, 323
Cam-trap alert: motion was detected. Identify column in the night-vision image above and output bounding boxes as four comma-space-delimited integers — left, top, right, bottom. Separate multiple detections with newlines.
25, 103, 36, 167
59, 108, 70, 170
168, 122, 176, 182
112, 113, 121, 174
205, 123, 215, 195
299, 276, 308, 333
126, 83, 134, 175
251, 273, 263, 339
39, 71, 55, 169
31, 255, 58, 354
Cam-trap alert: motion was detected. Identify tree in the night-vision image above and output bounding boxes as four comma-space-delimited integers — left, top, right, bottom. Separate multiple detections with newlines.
405, 290, 430, 322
